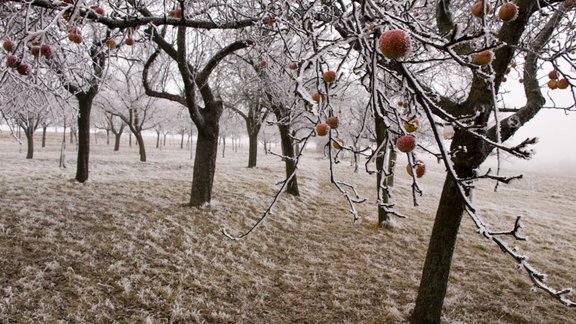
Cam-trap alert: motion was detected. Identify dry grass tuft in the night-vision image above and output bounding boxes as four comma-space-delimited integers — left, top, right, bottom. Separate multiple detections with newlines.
0, 132, 575, 323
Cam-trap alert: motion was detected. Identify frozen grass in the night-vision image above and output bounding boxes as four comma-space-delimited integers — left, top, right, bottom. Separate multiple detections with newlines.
0, 132, 575, 323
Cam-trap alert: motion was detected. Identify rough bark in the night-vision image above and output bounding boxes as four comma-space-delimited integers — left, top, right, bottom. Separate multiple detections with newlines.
41, 126, 47, 148
247, 130, 259, 168
24, 127, 34, 159
190, 129, 219, 207
75, 96, 93, 183
411, 174, 467, 323
135, 132, 146, 162
278, 123, 299, 196
113, 133, 122, 151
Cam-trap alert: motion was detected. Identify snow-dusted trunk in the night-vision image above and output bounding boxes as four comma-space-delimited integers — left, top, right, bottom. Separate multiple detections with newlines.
41, 126, 47, 148
24, 127, 34, 159
278, 124, 299, 196
248, 131, 258, 168
113, 133, 122, 151
375, 114, 390, 225
59, 121, 67, 168
135, 132, 146, 162
387, 149, 397, 187
75, 97, 92, 183
411, 173, 467, 323
190, 129, 219, 207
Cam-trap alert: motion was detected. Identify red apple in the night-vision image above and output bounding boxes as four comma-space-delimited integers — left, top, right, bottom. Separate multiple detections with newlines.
316, 123, 329, 136
105, 39, 116, 49
547, 79, 558, 89
557, 79, 569, 89
289, 62, 298, 70
396, 134, 416, 153
498, 3, 518, 22
379, 29, 411, 59
68, 29, 82, 44
169, 9, 182, 18
124, 37, 135, 46
326, 116, 339, 129
407, 160, 426, 178
17, 63, 30, 76
548, 70, 558, 80
6, 55, 19, 68
92, 6, 105, 15
471, 50, 493, 66
3, 39, 15, 52
311, 92, 323, 103
40, 45, 52, 58
323, 70, 337, 83
471, 1, 491, 17
259, 60, 267, 67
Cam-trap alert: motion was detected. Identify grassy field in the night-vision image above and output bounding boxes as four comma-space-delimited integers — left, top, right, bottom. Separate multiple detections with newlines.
1, 131, 575, 323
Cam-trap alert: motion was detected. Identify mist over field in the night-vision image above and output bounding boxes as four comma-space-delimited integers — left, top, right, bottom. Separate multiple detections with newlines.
1, 131, 575, 323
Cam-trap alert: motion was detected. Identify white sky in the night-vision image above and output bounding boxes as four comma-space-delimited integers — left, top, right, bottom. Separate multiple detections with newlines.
495, 73, 576, 174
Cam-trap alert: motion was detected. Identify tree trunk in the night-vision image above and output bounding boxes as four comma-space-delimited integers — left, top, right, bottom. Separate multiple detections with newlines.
190, 131, 219, 207
106, 129, 110, 145
180, 132, 185, 149
411, 175, 466, 324
387, 149, 397, 187
155, 131, 160, 148
221, 137, 226, 158
278, 124, 299, 196
41, 126, 47, 148
24, 127, 34, 159
69, 127, 75, 144
60, 122, 67, 168
135, 132, 146, 162
248, 131, 258, 168
114, 133, 122, 151
75, 97, 92, 183
375, 114, 390, 225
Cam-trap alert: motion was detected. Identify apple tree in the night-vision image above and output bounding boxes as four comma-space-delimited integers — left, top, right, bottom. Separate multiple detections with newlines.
225, 0, 576, 321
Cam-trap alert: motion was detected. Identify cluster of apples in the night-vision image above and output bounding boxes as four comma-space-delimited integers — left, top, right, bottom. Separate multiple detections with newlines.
4, 39, 31, 76
315, 116, 343, 149
547, 70, 570, 90
471, 1, 519, 22
313, 70, 345, 149
396, 104, 426, 178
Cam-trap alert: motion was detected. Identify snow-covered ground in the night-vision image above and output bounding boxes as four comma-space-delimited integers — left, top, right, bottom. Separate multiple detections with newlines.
1, 132, 575, 323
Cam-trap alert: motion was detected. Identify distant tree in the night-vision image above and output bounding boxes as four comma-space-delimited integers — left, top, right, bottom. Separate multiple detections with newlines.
99, 59, 160, 162
0, 83, 52, 159
219, 59, 271, 168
